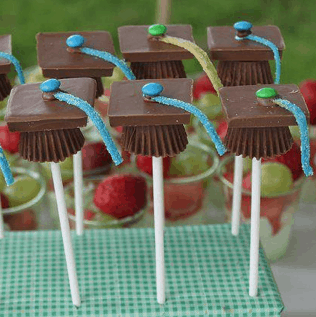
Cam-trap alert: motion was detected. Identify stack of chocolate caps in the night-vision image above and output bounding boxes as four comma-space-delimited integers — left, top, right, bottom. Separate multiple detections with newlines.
117, 25, 194, 155
108, 78, 192, 157
118, 24, 194, 79
207, 23, 284, 86
0, 35, 13, 101
208, 23, 289, 158
219, 84, 309, 159
36, 31, 115, 98
5, 78, 96, 162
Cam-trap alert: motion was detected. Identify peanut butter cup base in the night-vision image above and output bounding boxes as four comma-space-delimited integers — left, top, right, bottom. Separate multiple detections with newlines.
217, 60, 274, 87
122, 124, 188, 157
131, 60, 186, 79
0, 74, 12, 101
93, 77, 104, 98
19, 128, 85, 163
225, 126, 293, 159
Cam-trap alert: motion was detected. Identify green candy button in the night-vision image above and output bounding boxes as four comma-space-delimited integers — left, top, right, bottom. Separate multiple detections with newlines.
148, 24, 167, 36
256, 87, 278, 99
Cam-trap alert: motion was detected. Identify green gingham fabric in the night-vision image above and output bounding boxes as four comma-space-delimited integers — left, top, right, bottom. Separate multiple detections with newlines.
0, 224, 284, 316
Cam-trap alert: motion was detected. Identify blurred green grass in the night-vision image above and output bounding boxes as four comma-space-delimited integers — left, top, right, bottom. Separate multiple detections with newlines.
1, 0, 315, 84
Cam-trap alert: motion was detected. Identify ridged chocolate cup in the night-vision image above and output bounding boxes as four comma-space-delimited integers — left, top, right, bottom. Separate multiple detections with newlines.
19, 128, 85, 163
122, 124, 188, 157
93, 77, 104, 98
0, 74, 12, 101
225, 126, 293, 159
131, 60, 186, 79
121, 60, 188, 157
217, 60, 274, 87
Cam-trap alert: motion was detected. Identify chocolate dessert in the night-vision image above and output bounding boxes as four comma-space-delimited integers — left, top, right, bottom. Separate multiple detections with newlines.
208, 24, 290, 157
219, 84, 309, 159
108, 78, 192, 157
37, 31, 115, 98
5, 77, 96, 162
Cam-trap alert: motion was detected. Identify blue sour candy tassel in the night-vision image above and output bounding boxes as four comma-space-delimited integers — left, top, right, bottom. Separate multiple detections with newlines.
151, 95, 227, 156
0, 52, 25, 85
54, 92, 123, 166
273, 98, 313, 177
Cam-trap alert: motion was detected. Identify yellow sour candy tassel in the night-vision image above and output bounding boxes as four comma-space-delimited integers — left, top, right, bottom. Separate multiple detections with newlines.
160, 36, 223, 95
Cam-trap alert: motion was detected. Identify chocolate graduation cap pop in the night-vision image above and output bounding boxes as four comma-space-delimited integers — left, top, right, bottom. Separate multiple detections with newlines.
118, 24, 194, 79
109, 78, 225, 304
219, 83, 312, 298
207, 21, 284, 86
0, 34, 25, 100
5, 78, 122, 307
37, 31, 115, 97
208, 21, 287, 237
36, 32, 134, 236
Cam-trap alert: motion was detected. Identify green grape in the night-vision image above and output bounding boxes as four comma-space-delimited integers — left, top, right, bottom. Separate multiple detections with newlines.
4, 175, 41, 207
102, 66, 125, 89
194, 93, 222, 120
261, 162, 293, 197
0, 173, 6, 192
170, 147, 209, 176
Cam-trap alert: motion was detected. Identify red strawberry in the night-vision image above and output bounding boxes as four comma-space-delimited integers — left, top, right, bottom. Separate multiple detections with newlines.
1, 193, 9, 209
81, 142, 112, 171
193, 73, 216, 100
0, 125, 20, 154
136, 156, 171, 178
94, 99, 108, 117
93, 174, 147, 219
4, 209, 37, 231
264, 142, 303, 181
242, 172, 252, 191
216, 120, 228, 141
114, 126, 123, 133
299, 80, 316, 125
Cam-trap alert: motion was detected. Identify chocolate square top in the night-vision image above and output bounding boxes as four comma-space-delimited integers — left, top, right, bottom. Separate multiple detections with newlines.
37, 31, 115, 78
219, 84, 309, 128
207, 26, 285, 61
0, 35, 12, 74
5, 78, 96, 132
118, 25, 194, 62
108, 78, 192, 126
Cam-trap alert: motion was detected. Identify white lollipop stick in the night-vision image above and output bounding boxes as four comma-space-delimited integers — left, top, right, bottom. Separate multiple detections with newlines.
249, 157, 261, 297
73, 151, 83, 236
156, 0, 171, 24
152, 156, 166, 304
0, 195, 4, 239
51, 162, 81, 307
231, 155, 243, 236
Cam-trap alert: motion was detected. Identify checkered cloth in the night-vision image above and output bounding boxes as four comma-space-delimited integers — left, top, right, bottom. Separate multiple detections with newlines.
0, 224, 283, 316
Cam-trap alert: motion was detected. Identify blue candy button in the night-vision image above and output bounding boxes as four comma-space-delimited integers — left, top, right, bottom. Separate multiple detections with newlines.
142, 83, 164, 97
40, 79, 61, 92
233, 21, 253, 32
66, 34, 85, 48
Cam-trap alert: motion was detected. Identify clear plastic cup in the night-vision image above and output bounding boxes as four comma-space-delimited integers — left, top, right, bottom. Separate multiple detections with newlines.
64, 173, 146, 230
143, 142, 220, 226
218, 154, 305, 262
3, 167, 47, 231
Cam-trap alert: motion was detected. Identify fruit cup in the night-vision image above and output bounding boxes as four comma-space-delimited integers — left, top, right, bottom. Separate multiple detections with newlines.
218, 155, 305, 262
2, 167, 46, 231
64, 172, 147, 230
142, 143, 220, 226
40, 141, 113, 190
